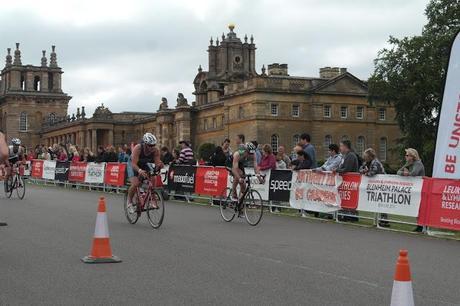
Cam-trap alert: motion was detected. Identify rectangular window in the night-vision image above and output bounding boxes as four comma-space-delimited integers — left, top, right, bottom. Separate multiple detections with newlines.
212, 118, 216, 129
204, 119, 208, 130
271, 104, 279, 116
356, 106, 364, 119
323, 105, 331, 118
292, 104, 300, 117
379, 108, 386, 121
340, 106, 348, 119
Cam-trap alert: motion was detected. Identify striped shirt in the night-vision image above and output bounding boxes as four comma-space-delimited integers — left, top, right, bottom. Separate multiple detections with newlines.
178, 147, 194, 164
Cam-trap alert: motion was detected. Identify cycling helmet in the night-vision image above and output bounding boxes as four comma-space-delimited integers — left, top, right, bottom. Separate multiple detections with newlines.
245, 142, 256, 154
143, 133, 157, 145
11, 138, 21, 145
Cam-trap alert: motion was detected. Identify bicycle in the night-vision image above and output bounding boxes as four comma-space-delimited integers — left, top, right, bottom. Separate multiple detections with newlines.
4, 163, 26, 200
123, 163, 165, 229
219, 170, 264, 226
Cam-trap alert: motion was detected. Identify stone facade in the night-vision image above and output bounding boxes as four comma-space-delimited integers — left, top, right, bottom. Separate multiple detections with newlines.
2, 25, 402, 167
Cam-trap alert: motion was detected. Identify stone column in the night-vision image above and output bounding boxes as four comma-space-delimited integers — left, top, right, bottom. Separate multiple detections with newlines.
86, 130, 91, 150
91, 129, 97, 152
108, 129, 114, 146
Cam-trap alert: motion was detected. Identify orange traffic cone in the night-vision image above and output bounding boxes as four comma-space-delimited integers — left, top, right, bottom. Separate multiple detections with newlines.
390, 250, 414, 306
81, 197, 121, 264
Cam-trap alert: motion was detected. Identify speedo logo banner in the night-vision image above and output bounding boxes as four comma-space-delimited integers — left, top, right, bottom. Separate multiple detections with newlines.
268, 170, 293, 202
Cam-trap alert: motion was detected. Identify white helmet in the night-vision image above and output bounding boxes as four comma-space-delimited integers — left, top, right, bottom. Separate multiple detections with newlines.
11, 138, 21, 145
143, 133, 157, 145
245, 142, 256, 154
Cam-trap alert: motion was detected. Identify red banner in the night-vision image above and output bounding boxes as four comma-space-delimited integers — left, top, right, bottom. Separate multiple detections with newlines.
68, 162, 87, 182
419, 178, 460, 231
338, 173, 361, 210
104, 163, 126, 186
195, 167, 228, 196
31, 160, 44, 178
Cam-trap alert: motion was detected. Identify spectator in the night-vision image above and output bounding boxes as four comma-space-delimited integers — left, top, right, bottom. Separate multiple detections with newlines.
234, 134, 245, 150
95, 146, 105, 163
360, 148, 388, 227
397, 148, 425, 232
209, 146, 227, 167
118, 145, 129, 163
177, 140, 194, 164
171, 149, 180, 164
83, 147, 96, 162
318, 144, 342, 172
336, 140, 359, 174
69, 146, 80, 162
57, 146, 68, 162
337, 140, 359, 222
257, 144, 276, 171
160, 146, 174, 164
104, 145, 118, 162
276, 153, 287, 169
300, 133, 317, 168
277, 145, 291, 168
252, 140, 263, 165
222, 138, 232, 159
397, 148, 425, 177
292, 150, 312, 170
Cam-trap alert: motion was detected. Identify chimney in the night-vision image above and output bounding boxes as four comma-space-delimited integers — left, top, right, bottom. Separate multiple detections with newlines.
319, 66, 347, 78
267, 63, 289, 76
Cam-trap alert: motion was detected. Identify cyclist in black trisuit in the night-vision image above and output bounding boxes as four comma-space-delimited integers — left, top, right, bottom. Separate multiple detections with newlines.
231, 142, 258, 200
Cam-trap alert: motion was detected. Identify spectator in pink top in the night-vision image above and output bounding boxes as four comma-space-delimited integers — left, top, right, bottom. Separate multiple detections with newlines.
57, 146, 68, 162
257, 144, 276, 171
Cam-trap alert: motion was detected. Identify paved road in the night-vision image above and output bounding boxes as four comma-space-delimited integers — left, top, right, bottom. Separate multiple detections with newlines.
0, 185, 459, 305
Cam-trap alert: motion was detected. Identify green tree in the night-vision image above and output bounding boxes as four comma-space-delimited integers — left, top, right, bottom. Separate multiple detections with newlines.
368, 0, 460, 175
198, 143, 216, 162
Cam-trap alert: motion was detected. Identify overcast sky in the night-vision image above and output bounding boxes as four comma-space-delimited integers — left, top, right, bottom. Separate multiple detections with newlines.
0, 0, 428, 116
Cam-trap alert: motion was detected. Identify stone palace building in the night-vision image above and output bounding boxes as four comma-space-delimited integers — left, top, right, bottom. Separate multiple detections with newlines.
0, 25, 401, 166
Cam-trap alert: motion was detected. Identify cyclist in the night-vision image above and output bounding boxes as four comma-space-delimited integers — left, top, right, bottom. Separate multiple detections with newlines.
231, 142, 259, 202
5, 138, 25, 181
127, 133, 163, 211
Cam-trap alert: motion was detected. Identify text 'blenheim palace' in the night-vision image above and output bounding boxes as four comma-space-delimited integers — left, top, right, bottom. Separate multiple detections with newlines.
0, 25, 401, 166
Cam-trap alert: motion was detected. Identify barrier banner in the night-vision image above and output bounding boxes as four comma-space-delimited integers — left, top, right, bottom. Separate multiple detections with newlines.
68, 162, 87, 182
420, 178, 460, 230
195, 166, 228, 196
289, 170, 342, 213
167, 165, 196, 192
357, 175, 423, 217
22, 161, 31, 176
268, 170, 293, 202
42, 160, 56, 180
160, 165, 169, 186
85, 162, 105, 184
31, 160, 44, 178
54, 161, 70, 182
104, 163, 126, 186
338, 173, 361, 210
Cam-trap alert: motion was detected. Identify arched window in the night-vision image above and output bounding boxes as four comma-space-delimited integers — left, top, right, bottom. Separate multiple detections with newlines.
324, 135, 332, 158
356, 136, 365, 157
20, 74, 26, 91
271, 134, 279, 151
19, 112, 27, 131
293, 134, 300, 147
238, 106, 244, 119
34, 76, 41, 91
379, 137, 387, 161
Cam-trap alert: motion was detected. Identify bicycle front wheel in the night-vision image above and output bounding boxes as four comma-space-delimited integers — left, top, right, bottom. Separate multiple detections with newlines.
146, 190, 165, 229
124, 192, 139, 224
244, 189, 264, 226
16, 176, 25, 200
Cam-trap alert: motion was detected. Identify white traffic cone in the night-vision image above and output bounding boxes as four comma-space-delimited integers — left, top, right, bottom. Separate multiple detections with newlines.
390, 249, 414, 306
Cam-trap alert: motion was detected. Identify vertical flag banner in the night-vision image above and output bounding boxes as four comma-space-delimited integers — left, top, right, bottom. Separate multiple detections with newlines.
433, 31, 460, 178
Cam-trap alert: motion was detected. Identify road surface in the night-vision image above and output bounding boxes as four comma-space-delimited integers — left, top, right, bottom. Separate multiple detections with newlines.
0, 185, 459, 305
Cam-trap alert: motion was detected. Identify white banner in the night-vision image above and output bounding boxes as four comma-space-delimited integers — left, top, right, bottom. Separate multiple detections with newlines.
85, 162, 105, 184
433, 31, 460, 179
23, 161, 31, 176
289, 170, 343, 213
357, 175, 423, 217
226, 168, 271, 200
42, 160, 56, 180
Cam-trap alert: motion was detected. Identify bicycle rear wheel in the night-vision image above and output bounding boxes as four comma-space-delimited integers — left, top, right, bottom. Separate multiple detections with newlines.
244, 189, 264, 226
124, 192, 140, 224
146, 190, 165, 229
16, 176, 25, 200
4, 176, 13, 198
219, 187, 236, 222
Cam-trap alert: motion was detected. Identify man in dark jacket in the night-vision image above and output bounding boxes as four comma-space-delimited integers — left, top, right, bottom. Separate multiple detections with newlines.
337, 140, 359, 173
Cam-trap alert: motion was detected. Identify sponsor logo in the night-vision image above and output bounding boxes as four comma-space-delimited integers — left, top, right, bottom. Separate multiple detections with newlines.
270, 179, 292, 192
